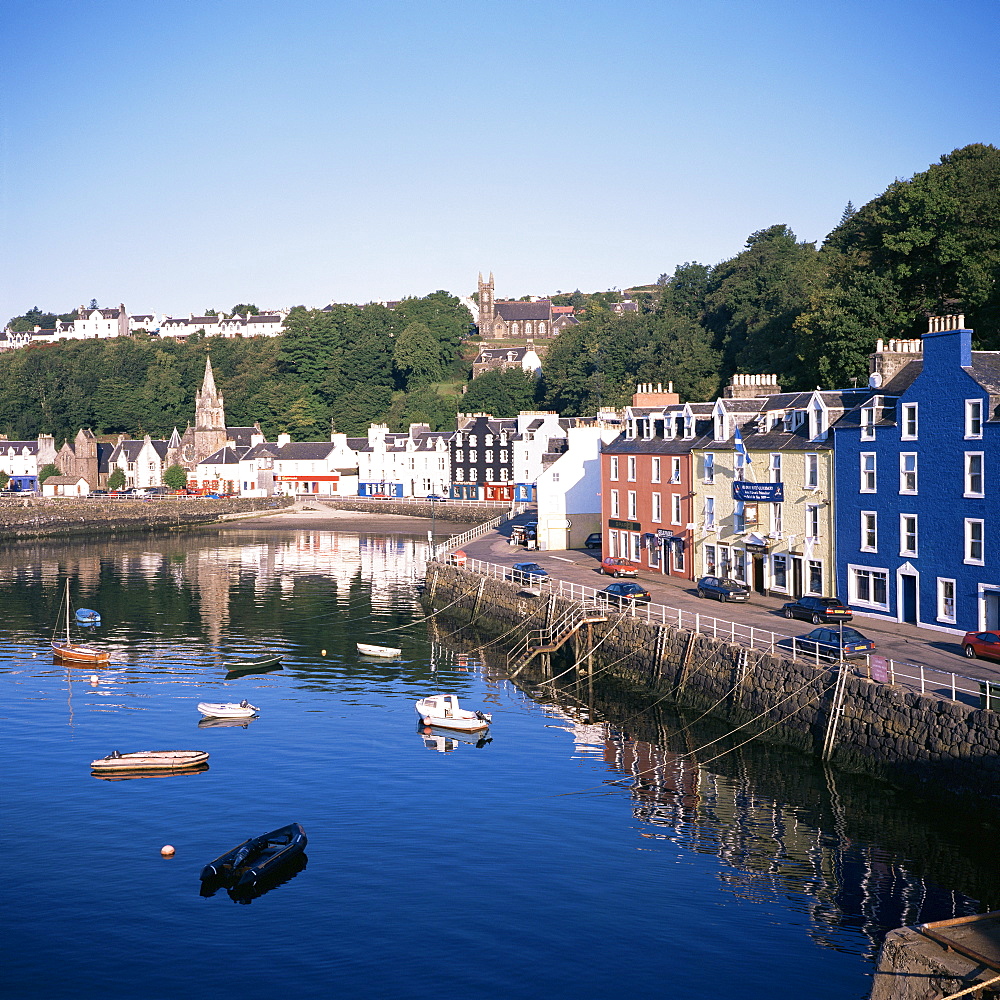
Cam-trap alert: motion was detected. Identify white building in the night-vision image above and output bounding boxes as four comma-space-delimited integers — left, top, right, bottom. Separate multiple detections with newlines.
0, 434, 57, 490
536, 412, 623, 551
358, 424, 455, 498
107, 436, 170, 489
513, 411, 567, 485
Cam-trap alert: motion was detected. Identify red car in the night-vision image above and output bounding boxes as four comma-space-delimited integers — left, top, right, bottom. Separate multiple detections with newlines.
600, 557, 639, 577
962, 631, 1000, 662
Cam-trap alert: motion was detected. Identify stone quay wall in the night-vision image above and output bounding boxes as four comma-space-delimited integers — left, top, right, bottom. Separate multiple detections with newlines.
0, 496, 293, 540
316, 498, 510, 524
424, 563, 1000, 794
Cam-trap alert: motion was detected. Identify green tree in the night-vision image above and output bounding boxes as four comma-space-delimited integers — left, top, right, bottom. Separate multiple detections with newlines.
463, 369, 539, 416
0, 471, 9, 488
107, 468, 127, 490
393, 321, 443, 388
39, 463, 61, 483
232, 303, 259, 315
162, 464, 188, 490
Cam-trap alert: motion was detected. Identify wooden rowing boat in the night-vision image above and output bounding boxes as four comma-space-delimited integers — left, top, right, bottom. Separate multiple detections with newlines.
227, 653, 283, 669
357, 642, 401, 657
90, 750, 210, 773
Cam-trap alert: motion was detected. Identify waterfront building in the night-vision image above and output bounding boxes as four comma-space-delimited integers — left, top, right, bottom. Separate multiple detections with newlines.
0, 434, 57, 491
358, 423, 454, 498
449, 414, 516, 500
107, 435, 170, 489
833, 318, 1000, 633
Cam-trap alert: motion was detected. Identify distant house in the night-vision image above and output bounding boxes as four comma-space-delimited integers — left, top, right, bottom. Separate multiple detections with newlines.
41, 475, 90, 498
0, 434, 57, 491
471, 345, 542, 378
107, 436, 170, 489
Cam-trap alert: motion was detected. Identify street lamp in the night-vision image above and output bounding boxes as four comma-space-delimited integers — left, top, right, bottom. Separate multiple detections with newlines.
428, 495, 439, 560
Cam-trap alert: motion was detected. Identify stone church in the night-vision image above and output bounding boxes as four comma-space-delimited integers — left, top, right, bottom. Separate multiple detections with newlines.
477, 273, 553, 340
165, 356, 262, 473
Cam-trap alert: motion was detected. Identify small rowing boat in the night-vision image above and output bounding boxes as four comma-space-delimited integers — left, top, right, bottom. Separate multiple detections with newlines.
197, 700, 258, 719
200, 823, 308, 893
357, 642, 401, 657
90, 750, 210, 773
227, 653, 283, 669
415, 694, 491, 732
75, 608, 101, 626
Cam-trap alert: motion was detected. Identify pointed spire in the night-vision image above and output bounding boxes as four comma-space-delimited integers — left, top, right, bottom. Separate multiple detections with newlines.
202, 356, 217, 396
168, 427, 182, 448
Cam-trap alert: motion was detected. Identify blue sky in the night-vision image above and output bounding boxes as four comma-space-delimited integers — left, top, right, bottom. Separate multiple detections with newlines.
1, 0, 997, 321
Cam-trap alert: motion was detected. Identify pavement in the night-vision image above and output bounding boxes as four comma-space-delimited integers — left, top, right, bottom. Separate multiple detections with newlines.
454, 512, 1000, 691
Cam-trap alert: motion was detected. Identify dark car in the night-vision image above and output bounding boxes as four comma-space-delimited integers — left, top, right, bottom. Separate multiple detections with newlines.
777, 626, 875, 661
426, 494, 442, 500
781, 596, 853, 624
508, 562, 548, 583
696, 576, 750, 602
598, 582, 652, 606
962, 631, 1000, 662
584, 533, 602, 549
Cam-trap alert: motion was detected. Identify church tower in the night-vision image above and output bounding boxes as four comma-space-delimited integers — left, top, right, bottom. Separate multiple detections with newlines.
478, 272, 495, 339
178, 357, 229, 470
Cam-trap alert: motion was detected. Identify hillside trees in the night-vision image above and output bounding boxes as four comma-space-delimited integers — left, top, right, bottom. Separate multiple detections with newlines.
462, 369, 540, 417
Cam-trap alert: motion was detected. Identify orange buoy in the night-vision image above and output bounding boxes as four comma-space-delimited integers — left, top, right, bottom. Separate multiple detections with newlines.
160, 845, 175, 857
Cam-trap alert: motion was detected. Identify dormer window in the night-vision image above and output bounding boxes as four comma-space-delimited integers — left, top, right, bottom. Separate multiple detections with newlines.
713, 411, 726, 442
809, 398, 828, 441
861, 408, 876, 441
683, 415, 694, 439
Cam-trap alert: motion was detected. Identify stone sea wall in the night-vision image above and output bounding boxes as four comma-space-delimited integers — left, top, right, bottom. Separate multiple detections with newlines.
316, 498, 510, 524
0, 496, 293, 540
424, 563, 1000, 794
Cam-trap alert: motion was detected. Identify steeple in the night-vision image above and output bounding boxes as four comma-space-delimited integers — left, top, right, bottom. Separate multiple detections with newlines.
201, 356, 218, 396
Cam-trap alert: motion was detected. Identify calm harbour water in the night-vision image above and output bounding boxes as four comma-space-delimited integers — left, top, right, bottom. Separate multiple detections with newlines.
2, 527, 996, 1000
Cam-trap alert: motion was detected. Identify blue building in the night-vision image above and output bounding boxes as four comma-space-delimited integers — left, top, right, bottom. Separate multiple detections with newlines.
833, 318, 999, 634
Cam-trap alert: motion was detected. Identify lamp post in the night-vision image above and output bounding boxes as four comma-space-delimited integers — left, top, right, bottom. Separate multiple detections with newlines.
428, 495, 438, 560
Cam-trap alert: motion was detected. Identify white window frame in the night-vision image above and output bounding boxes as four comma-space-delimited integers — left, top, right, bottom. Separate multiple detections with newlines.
705, 496, 715, 529
806, 504, 820, 542
671, 493, 682, 525
861, 511, 877, 552
849, 564, 890, 611
937, 577, 957, 624
805, 453, 819, 490
651, 457, 661, 483
771, 553, 789, 593
670, 457, 681, 483
627, 456, 636, 482
610, 489, 619, 518
770, 453, 782, 484
901, 402, 918, 440
899, 453, 917, 494
627, 490, 637, 520
861, 407, 876, 441
860, 452, 876, 493
965, 399, 983, 439
609, 456, 619, 481
703, 453, 715, 485
806, 559, 823, 596
965, 518, 984, 565
651, 492, 661, 523
965, 452, 984, 497
900, 513, 918, 557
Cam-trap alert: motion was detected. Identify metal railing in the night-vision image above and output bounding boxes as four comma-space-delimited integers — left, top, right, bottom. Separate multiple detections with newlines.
436, 504, 529, 555
431, 554, 997, 709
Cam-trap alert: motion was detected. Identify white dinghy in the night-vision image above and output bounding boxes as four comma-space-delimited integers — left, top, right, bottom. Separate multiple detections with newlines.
357, 643, 402, 658
197, 700, 259, 719
415, 694, 491, 733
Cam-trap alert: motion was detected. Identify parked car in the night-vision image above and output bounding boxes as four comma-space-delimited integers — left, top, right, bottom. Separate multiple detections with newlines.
426, 494, 443, 500
89, 489, 108, 496
203, 492, 223, 499
600, 557, 639, 577
777, 626, 876, 661
508, 562, 548, 583
584, 533, 602, 549
962, 631, 1000, 662
598, 582, 652, 606
781, 596, 852, 624
696, 576, 750, 602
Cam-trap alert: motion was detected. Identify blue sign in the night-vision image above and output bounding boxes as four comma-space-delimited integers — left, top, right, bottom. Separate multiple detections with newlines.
732, 481, 784, 502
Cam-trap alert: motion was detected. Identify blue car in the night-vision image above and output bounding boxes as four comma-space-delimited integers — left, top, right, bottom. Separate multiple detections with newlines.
508, 562, 548, 583
598, 582, 652, 606
696, 576, 751, 602
777, 626, 875, 661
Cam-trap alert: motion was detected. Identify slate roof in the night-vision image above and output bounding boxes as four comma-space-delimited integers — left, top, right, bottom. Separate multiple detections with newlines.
970, 352, 1000, 397
200, 446, 249, 465
227, 426, 261, 447
494, 301, 551, 321
275, 442, 338, 460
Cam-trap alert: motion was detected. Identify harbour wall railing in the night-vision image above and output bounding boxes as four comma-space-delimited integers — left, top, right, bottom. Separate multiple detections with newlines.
423, 562, 1000, 793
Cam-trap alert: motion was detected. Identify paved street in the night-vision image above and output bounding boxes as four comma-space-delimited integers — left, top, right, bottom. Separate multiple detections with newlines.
454, 514, 1000, 694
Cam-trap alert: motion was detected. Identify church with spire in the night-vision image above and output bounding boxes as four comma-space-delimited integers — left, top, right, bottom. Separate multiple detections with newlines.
165, 356, 263, 472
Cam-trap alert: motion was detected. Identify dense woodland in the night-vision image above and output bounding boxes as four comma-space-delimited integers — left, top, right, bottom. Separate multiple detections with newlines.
3, 144, 998, 441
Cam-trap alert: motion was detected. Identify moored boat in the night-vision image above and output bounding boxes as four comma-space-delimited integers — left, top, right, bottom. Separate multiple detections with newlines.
227, 653, 283, 669
51, 581, 110, 665
90, 749, 210, 773
200, 822, 308, 892
414, 694, 491, 732
75, 608, 101, 626
357, 642, 402, 657
197, 700, 258, 719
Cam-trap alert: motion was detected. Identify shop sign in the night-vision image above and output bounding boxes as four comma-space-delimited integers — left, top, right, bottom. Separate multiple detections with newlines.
733, 481, 784, 502
656, 528, 673, 539
609, 519, 641, 531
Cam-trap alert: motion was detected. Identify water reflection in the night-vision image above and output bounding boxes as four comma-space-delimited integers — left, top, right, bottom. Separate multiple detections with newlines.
200, 854, 309, 906
417, 723, 494, 752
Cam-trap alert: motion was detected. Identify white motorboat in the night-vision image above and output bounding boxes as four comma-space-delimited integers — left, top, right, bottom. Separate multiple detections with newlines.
357, 643, 402, 658
415, 694, 491, 732
197, 700, 259, 719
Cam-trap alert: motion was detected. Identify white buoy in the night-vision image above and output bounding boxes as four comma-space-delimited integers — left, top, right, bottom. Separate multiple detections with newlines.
90, 675, 99, 684
160, 845, 175, 857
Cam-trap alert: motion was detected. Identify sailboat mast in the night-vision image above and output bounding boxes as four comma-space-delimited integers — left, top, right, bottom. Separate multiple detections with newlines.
65, 581, 71, 644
